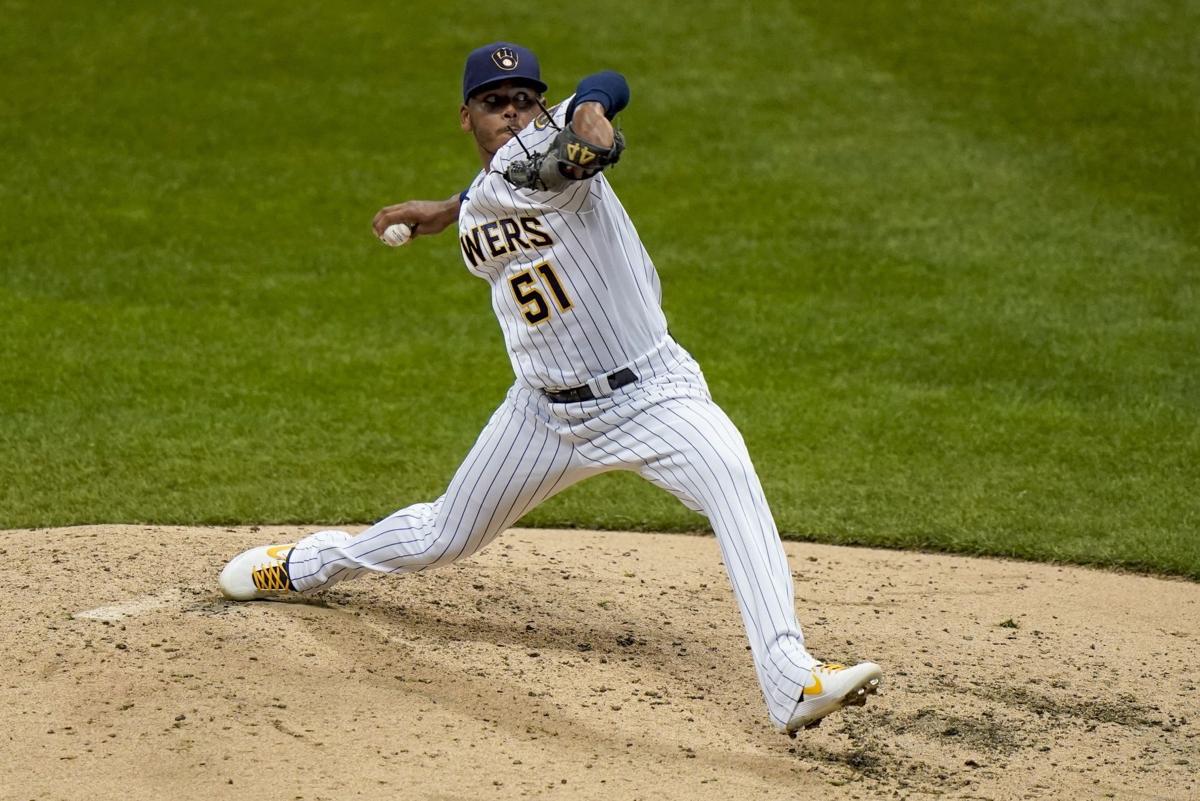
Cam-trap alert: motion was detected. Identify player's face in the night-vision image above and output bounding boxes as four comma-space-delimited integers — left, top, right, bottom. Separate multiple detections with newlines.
461, 80, 543, 159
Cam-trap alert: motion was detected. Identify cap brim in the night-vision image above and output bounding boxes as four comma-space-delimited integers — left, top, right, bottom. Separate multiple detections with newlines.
465, 76, 548, 100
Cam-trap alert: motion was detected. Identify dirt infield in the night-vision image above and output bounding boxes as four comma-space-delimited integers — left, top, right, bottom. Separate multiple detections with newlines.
2, 526, 1197, 800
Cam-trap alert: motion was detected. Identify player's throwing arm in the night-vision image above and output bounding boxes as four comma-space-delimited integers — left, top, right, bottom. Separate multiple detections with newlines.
372, 197, 463, 247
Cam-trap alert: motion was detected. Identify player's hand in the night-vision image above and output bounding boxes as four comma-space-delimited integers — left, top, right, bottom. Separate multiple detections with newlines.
371, 197, 461, 241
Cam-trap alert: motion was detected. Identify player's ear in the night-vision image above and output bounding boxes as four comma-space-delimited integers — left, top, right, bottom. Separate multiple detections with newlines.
460, 104, 473, 133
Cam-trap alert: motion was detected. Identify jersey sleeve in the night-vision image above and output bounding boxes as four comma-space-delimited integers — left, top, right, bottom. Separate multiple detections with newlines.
490, 94, 599, 213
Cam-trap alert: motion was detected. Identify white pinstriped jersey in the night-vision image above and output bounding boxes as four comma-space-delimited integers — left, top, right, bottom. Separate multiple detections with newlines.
283, 92, 830, 735
458, 95, 667, 391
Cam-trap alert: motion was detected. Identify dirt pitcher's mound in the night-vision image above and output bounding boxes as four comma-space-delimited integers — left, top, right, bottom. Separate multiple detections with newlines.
2, 526, 1197, 801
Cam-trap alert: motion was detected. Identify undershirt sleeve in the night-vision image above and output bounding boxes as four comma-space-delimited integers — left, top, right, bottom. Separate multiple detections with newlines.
566, 71, 630, 122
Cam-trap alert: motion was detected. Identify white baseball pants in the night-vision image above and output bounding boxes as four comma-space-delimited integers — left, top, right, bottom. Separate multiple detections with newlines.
288, 339, 818, 727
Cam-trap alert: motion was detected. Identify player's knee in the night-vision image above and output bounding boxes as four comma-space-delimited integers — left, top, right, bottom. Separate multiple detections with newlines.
711, 450, 758, 489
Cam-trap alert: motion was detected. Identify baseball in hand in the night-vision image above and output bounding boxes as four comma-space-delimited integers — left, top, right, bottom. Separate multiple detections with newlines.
380, 223, 413, 247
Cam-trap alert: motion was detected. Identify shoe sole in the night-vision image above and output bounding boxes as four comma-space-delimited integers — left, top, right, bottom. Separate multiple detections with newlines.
787, 675, 882, 737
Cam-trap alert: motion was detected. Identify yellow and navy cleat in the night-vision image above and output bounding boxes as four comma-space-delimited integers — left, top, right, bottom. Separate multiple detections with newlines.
785, 661, 883, 734
218, 544, 296, 600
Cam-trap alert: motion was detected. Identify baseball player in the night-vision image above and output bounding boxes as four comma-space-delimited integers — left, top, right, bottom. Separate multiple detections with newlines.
219, 42, 882, 734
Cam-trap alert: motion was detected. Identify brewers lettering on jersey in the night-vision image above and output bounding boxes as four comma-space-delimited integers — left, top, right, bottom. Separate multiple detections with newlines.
219, 41, 882, 734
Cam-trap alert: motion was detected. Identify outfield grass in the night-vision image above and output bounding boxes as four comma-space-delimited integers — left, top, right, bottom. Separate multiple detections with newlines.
2, 1, 1197, 577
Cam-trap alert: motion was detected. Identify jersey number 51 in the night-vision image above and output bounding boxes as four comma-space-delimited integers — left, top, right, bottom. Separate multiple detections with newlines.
509, 262, 574, 325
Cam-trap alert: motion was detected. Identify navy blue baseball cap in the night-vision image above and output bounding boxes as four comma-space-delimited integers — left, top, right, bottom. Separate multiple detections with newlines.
462, 42, 547, 102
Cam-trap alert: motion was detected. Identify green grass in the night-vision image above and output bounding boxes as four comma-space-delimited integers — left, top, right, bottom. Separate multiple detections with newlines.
2, 1, 1197, 578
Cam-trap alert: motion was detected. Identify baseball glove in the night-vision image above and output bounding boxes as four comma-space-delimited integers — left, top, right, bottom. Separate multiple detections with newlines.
504, 124, 626, 192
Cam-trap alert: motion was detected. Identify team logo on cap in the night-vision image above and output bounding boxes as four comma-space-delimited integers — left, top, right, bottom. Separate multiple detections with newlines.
492, 47, 519, 70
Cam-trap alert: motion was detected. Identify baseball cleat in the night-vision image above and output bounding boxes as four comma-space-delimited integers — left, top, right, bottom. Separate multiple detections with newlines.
218, 543, 296, 600
785, 661, 883, 735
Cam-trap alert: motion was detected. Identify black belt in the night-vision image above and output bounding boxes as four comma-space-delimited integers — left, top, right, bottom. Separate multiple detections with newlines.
543, 367, 638, 404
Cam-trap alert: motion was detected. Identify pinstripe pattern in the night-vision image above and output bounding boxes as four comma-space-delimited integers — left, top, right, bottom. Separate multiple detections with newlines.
457, 96, 667, 391
289, 390, 588, 592
288, 341, 817, 726
286, 90, 824, 727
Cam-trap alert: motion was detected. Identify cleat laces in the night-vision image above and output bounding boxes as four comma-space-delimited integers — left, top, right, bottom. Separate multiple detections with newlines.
251, 562, 291, 592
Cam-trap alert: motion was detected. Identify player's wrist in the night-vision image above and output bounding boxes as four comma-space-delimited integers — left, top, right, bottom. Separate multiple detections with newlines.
575, 101, 606, 116
570, 105, 615, 149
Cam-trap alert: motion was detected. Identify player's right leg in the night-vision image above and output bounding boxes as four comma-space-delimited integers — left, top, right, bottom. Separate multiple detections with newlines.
218, 388, 586, 600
